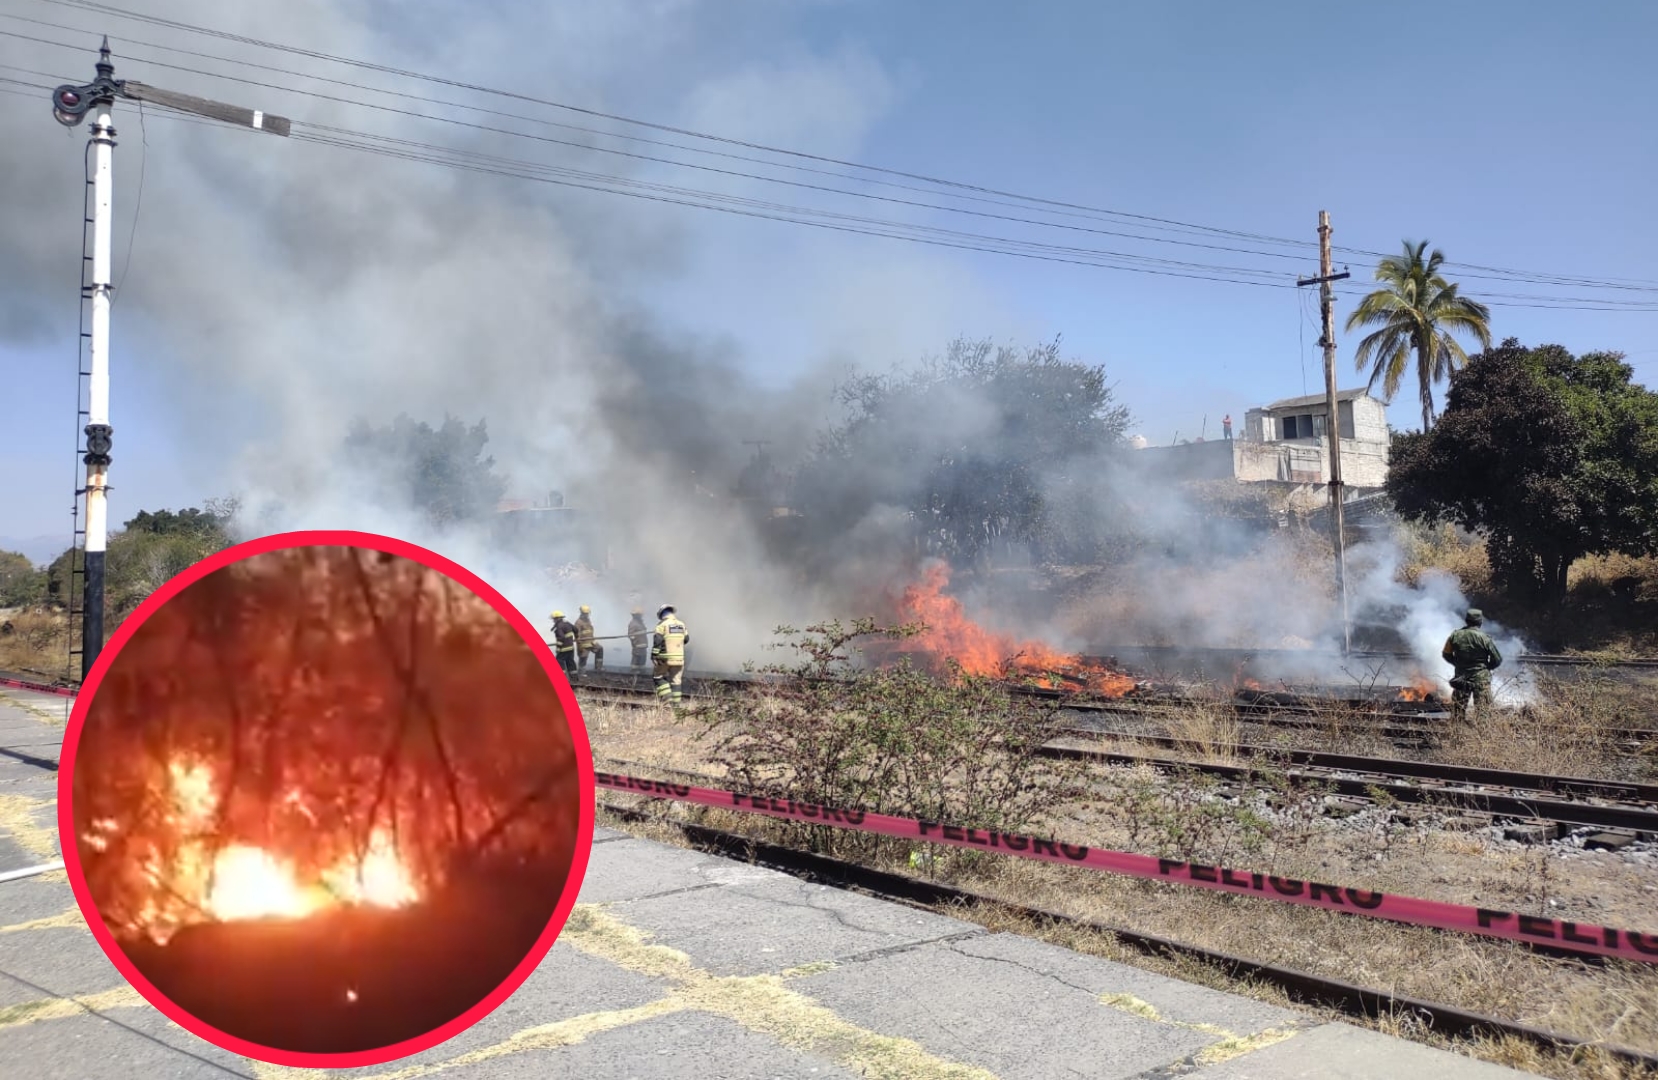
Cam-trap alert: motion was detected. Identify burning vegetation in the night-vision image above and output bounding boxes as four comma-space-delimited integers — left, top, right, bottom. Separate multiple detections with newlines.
889, 562, 1142, 696
71, 545, 581, 1054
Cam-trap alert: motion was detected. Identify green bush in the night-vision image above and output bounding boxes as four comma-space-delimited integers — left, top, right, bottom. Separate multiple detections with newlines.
698, 618, 1088, 861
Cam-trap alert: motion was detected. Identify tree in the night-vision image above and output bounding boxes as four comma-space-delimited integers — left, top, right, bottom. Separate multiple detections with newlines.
0, 550, 46, 608
794, 337, 1131, 566
44, 501, 238, 622
1346, 241, 1492, 433
1387, 339, 1658, 608
343, 414, 507, 527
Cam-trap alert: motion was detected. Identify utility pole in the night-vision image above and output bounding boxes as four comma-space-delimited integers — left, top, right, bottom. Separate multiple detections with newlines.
50, 38, 290, 679
1297, 211, 1353, 653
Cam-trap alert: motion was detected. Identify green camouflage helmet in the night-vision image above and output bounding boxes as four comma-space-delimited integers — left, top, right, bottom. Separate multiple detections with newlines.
1465, 608, 1484, 626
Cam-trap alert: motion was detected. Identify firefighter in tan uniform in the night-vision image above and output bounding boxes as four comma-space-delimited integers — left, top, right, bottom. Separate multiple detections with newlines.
652, 604, 690, 702
627, 608, 649, 670
575, 605, 603, 673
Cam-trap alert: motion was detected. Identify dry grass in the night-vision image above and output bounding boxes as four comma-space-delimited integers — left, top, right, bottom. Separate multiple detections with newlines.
0, 608, 71, 678
1571, 554, 1658, 603
587, 694, 1658, 1079
1159, 698, 1244, 763
1438, 673, 1648, 779
1398, 522, 1494, 594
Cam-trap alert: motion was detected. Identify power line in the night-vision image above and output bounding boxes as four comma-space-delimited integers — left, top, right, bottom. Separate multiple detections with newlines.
25, 0, 1658, 293
0, 9, 1324, 250
5, 71, 1654, 312
10, 33, 1657, 310
4, 71, 1655, 313
0, 24, 1348, 267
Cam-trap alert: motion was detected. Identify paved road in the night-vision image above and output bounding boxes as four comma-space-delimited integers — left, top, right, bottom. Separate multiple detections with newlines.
0, 686, 1536, 1078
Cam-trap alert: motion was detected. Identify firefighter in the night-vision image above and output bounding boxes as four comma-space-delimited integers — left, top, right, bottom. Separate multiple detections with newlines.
652, 603, 690, 703
549, 610, 579, 679
1441, 607, 1503, 721
575, 604, 604, 672
627, 607, 649, 670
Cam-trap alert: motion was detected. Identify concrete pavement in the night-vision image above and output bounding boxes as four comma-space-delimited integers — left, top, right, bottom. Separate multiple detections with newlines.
0, 685, 1539, 1078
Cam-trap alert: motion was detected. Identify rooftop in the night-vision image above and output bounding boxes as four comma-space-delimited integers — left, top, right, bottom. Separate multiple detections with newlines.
1261, 388, 1374, 412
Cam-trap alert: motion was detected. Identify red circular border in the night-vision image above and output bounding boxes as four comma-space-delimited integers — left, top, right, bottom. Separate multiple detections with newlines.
55, 529, 596, 1069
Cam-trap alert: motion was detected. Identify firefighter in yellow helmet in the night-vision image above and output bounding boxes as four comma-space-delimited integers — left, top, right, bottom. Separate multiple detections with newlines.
627, 607, 649, 670
549, 610, 579, 679
575, 604, 603, 673
652, 604, 689, 702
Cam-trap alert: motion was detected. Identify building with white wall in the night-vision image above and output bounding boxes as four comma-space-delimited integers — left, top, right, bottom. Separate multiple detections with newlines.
1131, 388, 1392, 506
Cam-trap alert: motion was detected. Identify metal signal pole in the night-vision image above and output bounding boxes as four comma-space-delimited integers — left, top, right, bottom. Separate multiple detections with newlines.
1297, 211, 1352, 653
50, 38, 290, 679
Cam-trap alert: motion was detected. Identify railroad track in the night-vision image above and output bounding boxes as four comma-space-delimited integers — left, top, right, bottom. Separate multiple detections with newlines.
572, 675, 1658, 747
1042, 739, 1658, 837
596, 796, 1658, 1071
578, 681, 1658, 836
1080, 645, 1658, 671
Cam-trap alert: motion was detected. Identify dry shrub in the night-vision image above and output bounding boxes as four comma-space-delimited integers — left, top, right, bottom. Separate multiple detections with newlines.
1398, 521, 1493, 593
698, 618, 1089, 860
1162, 699, 1243, 762
0, 608, 70, 676
1439, 673, 1631, 777
1572, 553, 1658, 602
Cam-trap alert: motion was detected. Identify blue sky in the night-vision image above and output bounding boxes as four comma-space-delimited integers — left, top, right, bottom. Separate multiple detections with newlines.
2, 0, 1654, 558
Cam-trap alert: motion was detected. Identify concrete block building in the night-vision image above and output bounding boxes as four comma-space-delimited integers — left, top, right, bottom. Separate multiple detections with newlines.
1131, 388, 1392, 508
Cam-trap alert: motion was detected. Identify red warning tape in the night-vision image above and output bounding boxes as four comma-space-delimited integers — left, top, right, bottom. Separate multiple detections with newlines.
596, 771, 1658, 965
0, 675, 76, 698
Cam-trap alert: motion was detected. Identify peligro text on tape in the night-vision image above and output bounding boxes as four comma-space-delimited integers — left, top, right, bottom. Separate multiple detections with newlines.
594, 771, 1658, 965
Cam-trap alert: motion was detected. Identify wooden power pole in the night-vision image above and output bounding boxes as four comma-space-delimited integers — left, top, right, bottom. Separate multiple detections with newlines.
1297, 211, 1352, 653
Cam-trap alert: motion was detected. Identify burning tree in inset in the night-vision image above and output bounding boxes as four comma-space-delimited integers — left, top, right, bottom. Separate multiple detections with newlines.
72, 545, 578, 944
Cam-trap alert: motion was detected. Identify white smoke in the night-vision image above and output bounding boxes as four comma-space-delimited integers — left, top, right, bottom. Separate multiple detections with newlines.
1346, 534, 1537, 705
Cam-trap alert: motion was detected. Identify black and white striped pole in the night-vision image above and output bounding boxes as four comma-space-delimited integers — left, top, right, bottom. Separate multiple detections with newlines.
50, 38, 289, 679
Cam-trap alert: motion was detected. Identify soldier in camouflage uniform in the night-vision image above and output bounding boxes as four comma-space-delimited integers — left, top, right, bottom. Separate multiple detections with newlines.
1441, 608, 1503, 721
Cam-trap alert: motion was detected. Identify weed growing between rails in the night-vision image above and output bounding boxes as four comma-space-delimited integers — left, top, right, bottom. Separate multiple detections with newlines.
695, 618, 1093, 862
1440, 671, 1651, 780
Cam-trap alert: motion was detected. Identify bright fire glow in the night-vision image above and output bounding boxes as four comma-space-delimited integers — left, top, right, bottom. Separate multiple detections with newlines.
894, 562, 1140, 696
206, 846, 331, 921
141, 758, 422, 934
1397, 677, 1439, 702
322, 829, 420, 908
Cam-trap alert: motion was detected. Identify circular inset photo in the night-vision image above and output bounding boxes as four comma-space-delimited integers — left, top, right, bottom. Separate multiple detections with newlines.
58, 531, 594, 1068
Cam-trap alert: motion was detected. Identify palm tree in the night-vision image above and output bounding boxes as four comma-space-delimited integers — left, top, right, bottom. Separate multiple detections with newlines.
1345, 241, 1492, 432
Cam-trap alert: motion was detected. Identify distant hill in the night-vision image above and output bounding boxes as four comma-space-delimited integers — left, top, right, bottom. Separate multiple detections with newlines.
0, 535, 64, 567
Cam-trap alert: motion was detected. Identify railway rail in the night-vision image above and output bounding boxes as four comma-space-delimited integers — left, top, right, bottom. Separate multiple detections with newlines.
572, 672, 1658, 747
1081, 644, 1658, 670
596, 790, 1658, 1071
577, 679, 1658, 835
1041, 743, 1658, 836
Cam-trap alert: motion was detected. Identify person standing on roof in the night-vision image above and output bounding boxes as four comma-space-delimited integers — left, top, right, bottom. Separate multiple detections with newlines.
1441, 608, 1503, 721
575, 605, 603, 673
1222, 414, 1233, 440
627, 607, 649, 670
549, 610, 579, 679
651, 604, 690, 703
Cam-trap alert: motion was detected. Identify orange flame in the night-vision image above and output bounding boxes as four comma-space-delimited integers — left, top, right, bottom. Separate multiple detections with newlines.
133, 757, 423, 938
1397, 677, 1439, 702
892, 563, 1138, 696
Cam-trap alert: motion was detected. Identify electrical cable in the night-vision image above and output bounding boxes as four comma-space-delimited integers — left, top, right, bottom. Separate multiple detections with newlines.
24, 0, 1658, 292
4, 63, 1655, 312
